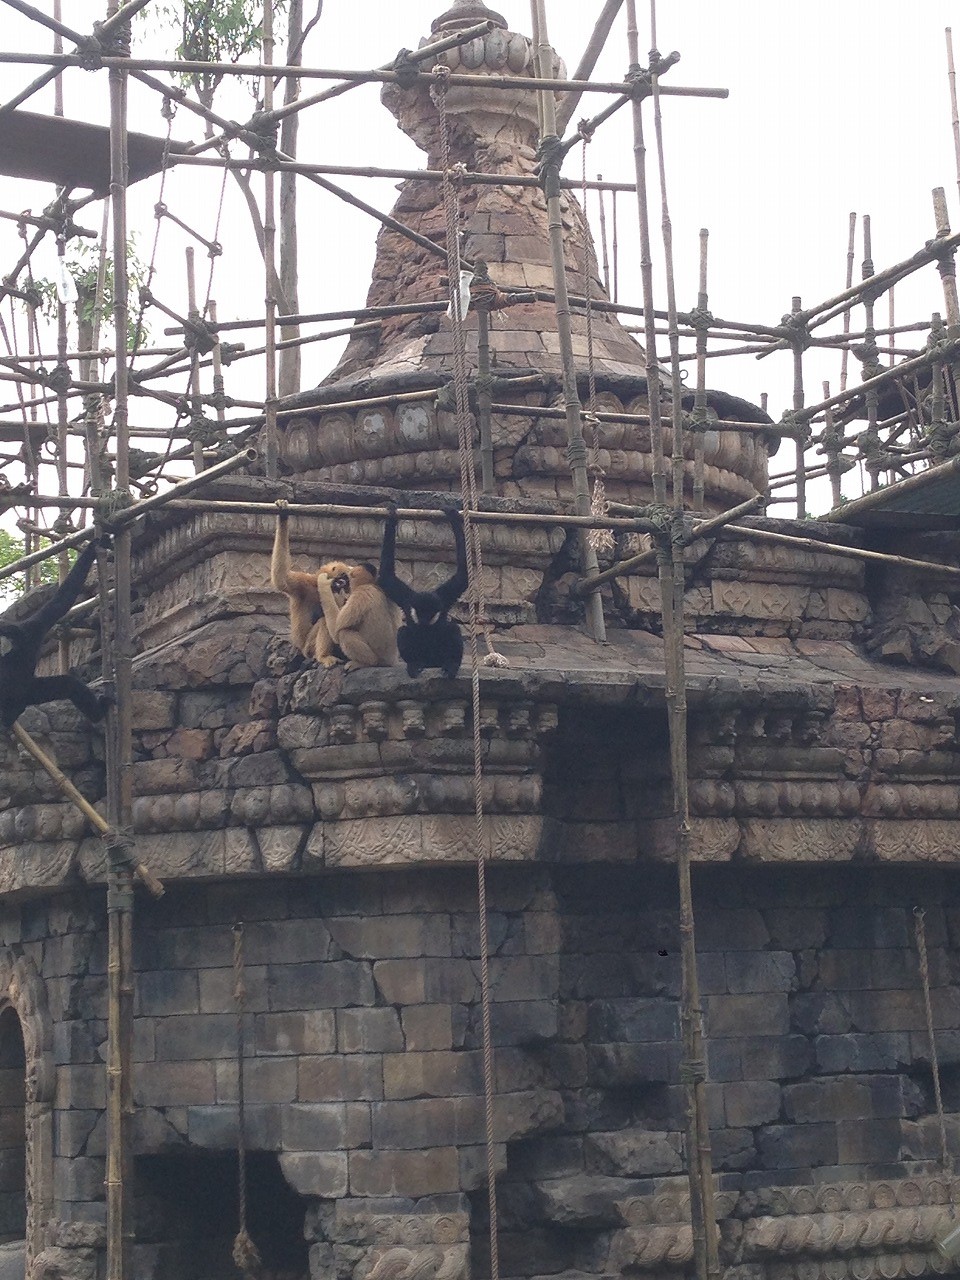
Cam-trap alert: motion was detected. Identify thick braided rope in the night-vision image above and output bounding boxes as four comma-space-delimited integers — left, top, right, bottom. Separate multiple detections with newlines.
232, 922, 262, 1279
432, 65, 501, 1280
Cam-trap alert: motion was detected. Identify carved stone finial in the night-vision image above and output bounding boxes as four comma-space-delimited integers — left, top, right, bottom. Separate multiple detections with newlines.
430, 0, 508, 33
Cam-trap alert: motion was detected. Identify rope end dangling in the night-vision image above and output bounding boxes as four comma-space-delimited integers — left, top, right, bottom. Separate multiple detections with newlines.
482, 649, 510, 668
232, 1227, 262, 1280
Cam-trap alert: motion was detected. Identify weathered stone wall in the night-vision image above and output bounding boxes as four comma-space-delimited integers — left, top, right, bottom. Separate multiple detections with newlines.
3, 864, 960, 1279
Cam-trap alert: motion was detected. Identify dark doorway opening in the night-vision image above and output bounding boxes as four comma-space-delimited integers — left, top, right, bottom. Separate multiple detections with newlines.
0, 1007, 26, 1244
136, 1150, 309, 1280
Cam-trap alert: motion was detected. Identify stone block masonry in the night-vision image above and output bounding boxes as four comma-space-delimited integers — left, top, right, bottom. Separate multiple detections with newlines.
4, 860, 960, 1279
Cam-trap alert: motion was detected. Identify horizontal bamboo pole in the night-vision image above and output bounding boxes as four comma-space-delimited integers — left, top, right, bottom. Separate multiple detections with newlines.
108, 448, 259, 528
488, 401, 781, 433
162, 497, 664, 534
726, 523, 960, 579
576, 495, 765, 594
169, 153, 639, 193
9, 723, 163, 898
0, 50, 729, 99
822, 453, 960, 522
795, 336, 960, 424
262, 18, 497, 124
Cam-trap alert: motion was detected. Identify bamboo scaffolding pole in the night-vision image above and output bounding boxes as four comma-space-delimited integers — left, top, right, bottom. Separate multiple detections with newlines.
792, 335, 960, 425
840, 213, 857, 393
626, 0, 665, 503
263, 0, 278, 480
9, 723, 163, 895
860, 217, 882, 491
170, 154, 639, 192
725, 523, 960, 579
530, 0, 604, 643
948, 29, 960, 210
791, 297, 806, 516
575, 494, 765, 594
104, 10, 134, 1276
556, 0, 625, 134
692, 229, 708, 509
261, 18, 496, 124
476, 292, 495, 495
0, 48, 730, 99
648, 12, 719, 1275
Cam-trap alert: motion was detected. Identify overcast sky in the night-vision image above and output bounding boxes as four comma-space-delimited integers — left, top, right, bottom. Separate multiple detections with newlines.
1, 1, 959, 513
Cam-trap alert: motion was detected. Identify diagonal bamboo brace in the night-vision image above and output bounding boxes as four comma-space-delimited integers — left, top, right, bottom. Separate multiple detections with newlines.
9, 721, 164, 897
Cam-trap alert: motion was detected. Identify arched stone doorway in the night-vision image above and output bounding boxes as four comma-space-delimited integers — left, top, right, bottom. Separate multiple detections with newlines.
0, 952, 54, 1277
0, 1006, 26, 1244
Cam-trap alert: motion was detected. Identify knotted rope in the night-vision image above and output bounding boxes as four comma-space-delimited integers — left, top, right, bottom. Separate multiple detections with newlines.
232, 922, 262, 1280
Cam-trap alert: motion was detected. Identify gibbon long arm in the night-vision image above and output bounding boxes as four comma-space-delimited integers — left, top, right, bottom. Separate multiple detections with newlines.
377, 508, 418, 620
436, 510, 468, 613
0, 539, 109, 727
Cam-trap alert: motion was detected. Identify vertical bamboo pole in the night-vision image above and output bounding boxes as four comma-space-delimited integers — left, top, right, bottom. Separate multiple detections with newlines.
648, 12, 719, 1277
209, 299, 226, 430
947, 30, 960, 209
823, 381, 843, 510
861, 216, 880, 492
625, 0, 666, 504
53, 0, 69, 664
887, 287, 896, 366
106, 6, 135, 1277
693, 229, 708, 510
53, 0, 64, 114
791, 296, 806, 517
263, 0, 279, 479
476, 301, 495, 495
185, 246, 205, 473
597, 174, 611, 297
529, 0, 605, 643
840, 213, 857, 393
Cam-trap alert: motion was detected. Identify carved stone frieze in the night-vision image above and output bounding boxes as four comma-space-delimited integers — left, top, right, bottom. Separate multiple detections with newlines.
603, 1177, 960, 1278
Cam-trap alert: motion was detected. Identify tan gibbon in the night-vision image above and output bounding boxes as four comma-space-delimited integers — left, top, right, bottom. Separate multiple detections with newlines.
316, 562, 401, 670
270, 503, 352, 666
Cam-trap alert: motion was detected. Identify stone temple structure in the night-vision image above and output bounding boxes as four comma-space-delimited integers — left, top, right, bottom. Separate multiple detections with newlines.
5, 4, 960, 1280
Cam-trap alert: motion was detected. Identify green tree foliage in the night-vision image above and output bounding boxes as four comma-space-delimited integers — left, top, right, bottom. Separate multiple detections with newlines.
29, 240, 149, 353
0, 530, 66, 604
154, 0, 284, 108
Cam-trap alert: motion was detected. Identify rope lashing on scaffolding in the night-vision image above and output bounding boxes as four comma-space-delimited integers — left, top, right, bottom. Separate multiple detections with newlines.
73, 17, 131, 70
534, 134, 565, 197
391, 47, 422, 91
231, 922, 263, 1280
243, 111, 279, 156
43, 363, 71, 396
94, 488, 134, 530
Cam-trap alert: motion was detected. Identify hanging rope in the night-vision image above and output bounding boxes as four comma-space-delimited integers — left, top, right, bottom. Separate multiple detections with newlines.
232, 922, 262, 1280
914, 908, 951, 1174
432, 63, 502, 1280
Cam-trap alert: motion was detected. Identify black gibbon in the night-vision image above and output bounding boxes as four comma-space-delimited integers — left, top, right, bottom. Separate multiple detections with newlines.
377, 505, 469, 679
316, 563, 401, 670
0, 539, 112, 728
270, 503, 352, 666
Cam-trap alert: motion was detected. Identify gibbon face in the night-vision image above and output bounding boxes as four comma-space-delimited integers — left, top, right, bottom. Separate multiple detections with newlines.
319, 561, 353, 599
